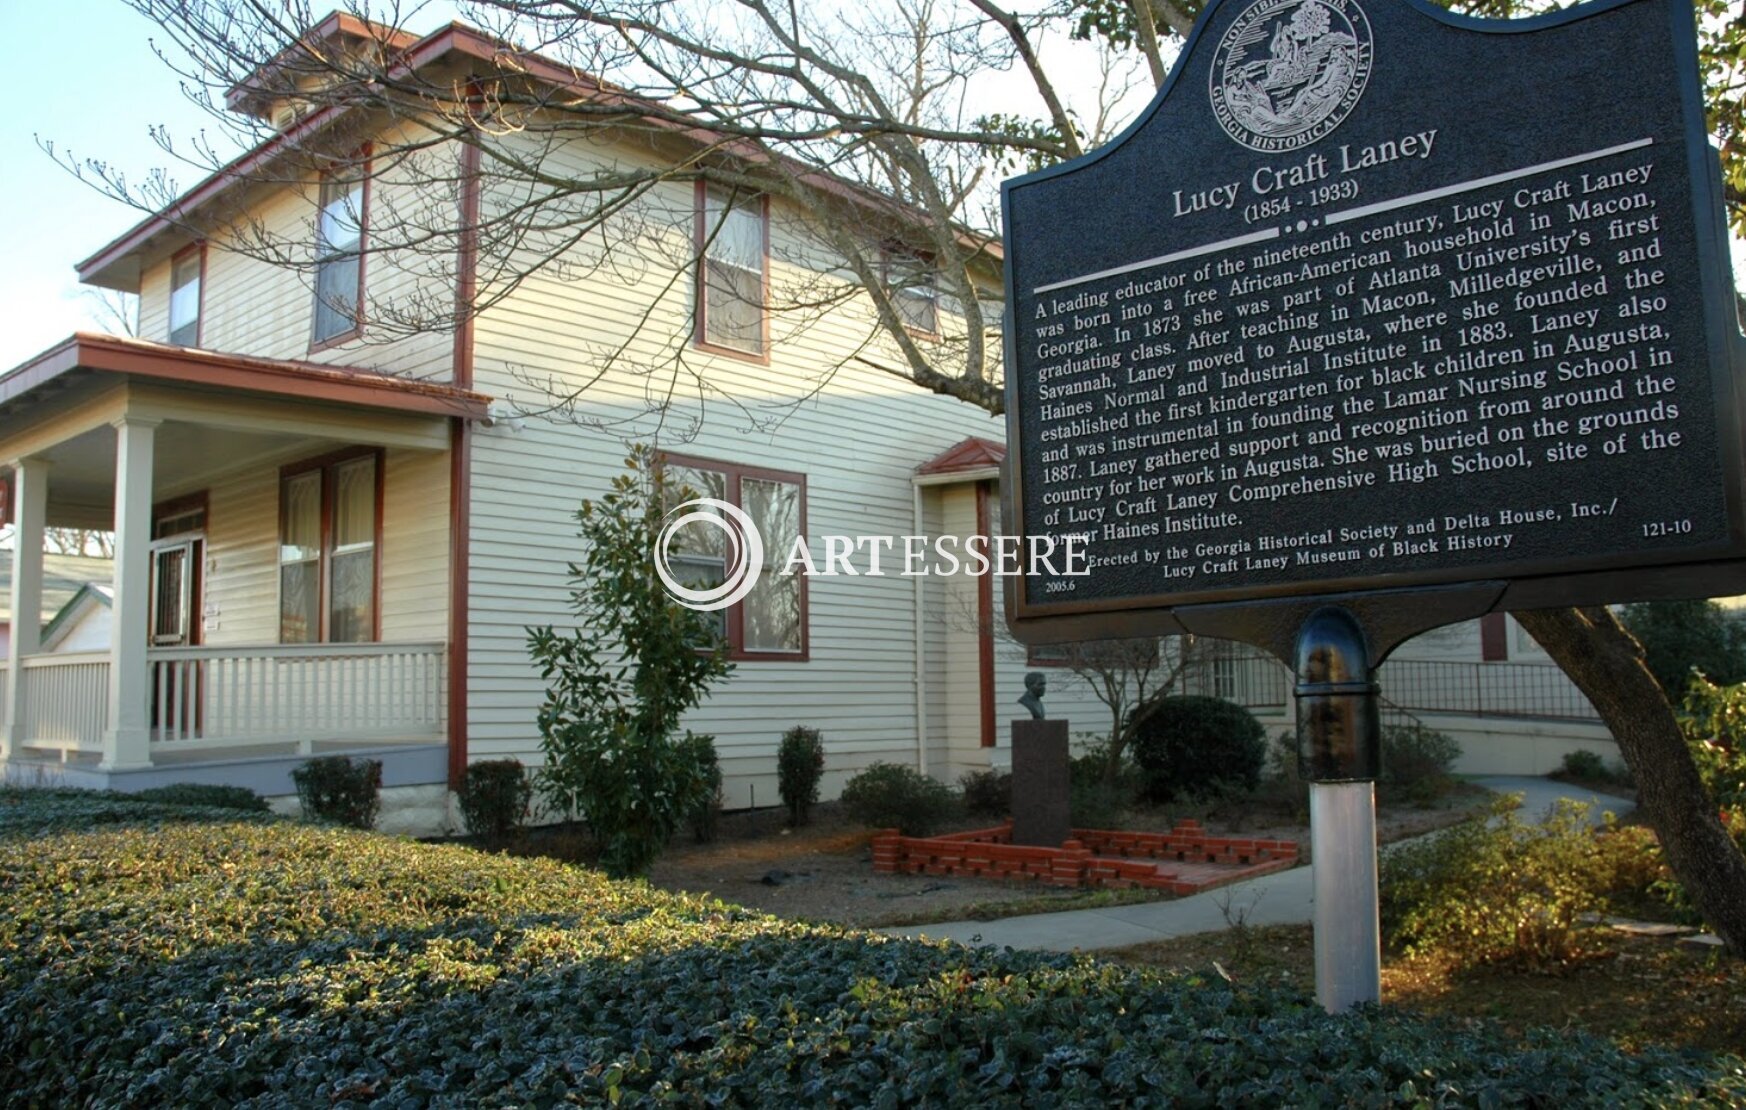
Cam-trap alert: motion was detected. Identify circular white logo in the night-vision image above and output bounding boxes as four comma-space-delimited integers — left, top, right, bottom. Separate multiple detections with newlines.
1209, 0, 1373, 153
654, 497, 764, 612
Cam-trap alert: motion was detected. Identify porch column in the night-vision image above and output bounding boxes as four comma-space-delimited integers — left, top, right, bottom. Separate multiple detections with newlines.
101, 418, 159, 771
2, 457, 49, 762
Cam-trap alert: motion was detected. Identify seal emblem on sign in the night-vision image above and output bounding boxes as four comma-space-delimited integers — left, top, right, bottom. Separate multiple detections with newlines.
1210, 0, 1373, 152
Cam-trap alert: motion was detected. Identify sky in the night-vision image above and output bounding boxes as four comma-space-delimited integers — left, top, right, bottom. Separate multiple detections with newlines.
0, 0, 1741, 374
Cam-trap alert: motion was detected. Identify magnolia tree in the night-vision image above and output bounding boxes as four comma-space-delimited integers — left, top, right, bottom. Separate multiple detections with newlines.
90, 0, 1746, 951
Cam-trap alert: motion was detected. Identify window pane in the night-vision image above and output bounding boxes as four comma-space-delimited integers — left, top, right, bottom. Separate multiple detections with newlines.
742, 477, 801, 652
896, 280, 937, 334
319, 178, 364, 255
329, 549, 374, 642
170, 253, 200, 345
702, 191, 764, 353
314, 256, 360, 341
705, 193, 763, 271
332, 457, 375, 550
279, 471, 322, 643
280, 562, 319, 643
314, 173, 364, 341
281, 472, 321, 562
705, 260, 764, 352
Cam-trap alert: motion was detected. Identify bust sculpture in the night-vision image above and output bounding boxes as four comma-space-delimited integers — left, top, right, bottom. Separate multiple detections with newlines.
1018, 670, 1047, 719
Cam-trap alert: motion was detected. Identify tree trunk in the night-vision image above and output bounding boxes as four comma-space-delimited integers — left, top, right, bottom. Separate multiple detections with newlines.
1516, 606, 1746, 956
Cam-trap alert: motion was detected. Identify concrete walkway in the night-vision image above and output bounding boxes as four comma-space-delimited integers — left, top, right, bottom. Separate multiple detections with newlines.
880, 776, 1633, 953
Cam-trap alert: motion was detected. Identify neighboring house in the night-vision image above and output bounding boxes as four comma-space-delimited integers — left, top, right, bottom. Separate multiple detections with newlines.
0, 13, 1112, 830
0, 552, 115, 660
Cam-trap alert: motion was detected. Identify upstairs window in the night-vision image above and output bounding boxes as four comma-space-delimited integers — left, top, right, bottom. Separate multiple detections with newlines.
661, 453, 806, 659
169, 245, 203, 346
280, 448, 381, 643
884, 249, 939, 336
312, 156, 368, 346
696, 186, 768, 356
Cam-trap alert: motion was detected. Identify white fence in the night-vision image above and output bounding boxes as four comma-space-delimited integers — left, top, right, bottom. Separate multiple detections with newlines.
4, 643, 445, 761
149, 642, 446, 753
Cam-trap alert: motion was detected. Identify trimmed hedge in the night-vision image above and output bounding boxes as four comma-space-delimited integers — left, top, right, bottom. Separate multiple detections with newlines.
2, 787, 1742, 1106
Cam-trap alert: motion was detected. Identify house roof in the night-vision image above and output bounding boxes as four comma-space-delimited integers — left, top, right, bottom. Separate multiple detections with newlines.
1, 333, 492, 420
76, 13, 1001, 292
0, 552, 113, 626
916, 436, 1006, 477
41, 584, 113, 650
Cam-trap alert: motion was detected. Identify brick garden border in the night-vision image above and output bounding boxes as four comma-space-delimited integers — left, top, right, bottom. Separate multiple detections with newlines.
871, 819, 1298, 894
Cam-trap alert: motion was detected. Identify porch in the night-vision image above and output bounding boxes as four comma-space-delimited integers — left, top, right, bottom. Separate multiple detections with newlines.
1, 642, 446, 767
0, 334, 487, 786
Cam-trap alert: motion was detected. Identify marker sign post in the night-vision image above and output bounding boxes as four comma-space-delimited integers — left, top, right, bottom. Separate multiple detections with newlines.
1000, 0, 1744, 1011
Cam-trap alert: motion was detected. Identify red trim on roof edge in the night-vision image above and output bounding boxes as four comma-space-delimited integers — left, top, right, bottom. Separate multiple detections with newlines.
2, 333, 491, 420
917, 436, 1007, 476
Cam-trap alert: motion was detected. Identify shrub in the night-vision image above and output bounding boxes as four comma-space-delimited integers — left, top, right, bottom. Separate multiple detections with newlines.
684, 733, 724, 843
458, 759, 533, 839
290, 755, 381, 829
1560, 749, 1608, 781
1069, 738, 1143, 825
958, 769, 1011, 818
1380, 795, 1622, 970
1252, 730, 1310, 821
2, 790, 1743, 1106
841, 762, 957, 835
132, 783, 271, 813
528, 448, 733, 877
1379, 723, 1461, 805
777, 725, 826, 825
1130, 696, 1265, 802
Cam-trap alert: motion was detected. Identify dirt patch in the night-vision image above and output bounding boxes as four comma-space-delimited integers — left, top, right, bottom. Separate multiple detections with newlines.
1106, 923, 1746, 1057
644, 786, 1491, 929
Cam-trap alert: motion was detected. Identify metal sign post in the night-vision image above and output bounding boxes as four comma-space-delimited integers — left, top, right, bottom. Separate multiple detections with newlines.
1294, 607, 1382, 1011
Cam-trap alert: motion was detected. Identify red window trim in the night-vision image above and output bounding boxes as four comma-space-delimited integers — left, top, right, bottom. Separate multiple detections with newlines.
152, 490, 210, 536
151, 490, 210, 647
168, 241, 207, 348
880, 243, 940, 340
309, 145, 373, 352
278, 445, 385, 642
692, 182, 771, 365
660, 450, 808, 662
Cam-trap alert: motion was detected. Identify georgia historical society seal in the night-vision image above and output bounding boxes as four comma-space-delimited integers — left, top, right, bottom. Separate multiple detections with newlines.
1209, 0, 1373, 153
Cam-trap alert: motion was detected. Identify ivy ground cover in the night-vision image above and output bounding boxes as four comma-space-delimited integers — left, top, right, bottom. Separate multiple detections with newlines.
2, 788, 1742, 1107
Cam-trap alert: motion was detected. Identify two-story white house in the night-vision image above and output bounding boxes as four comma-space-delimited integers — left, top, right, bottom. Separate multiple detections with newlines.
0, 12, 1131, 831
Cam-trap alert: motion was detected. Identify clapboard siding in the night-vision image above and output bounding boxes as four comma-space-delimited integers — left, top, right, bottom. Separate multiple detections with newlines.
201, 445, 448, 645
466, 135, 1010, 796
134, 123, 455, 381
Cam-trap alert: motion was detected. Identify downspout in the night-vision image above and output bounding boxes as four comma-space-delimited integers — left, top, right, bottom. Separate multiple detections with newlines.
912, 481, 927, 777
446, 134, 482, 792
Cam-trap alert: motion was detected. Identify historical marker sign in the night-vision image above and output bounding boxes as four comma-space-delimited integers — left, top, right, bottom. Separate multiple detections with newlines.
1002, 0, 1745, 642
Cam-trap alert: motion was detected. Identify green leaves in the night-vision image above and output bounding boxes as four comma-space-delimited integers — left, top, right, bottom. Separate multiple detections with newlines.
4, 790, 1742, 1106
527, 445, 733, 877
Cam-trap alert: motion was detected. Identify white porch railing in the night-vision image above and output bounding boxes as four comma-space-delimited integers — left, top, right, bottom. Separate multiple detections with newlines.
148, 642, 447, 754
4, 643, 445, 762
15, 653, 111, 758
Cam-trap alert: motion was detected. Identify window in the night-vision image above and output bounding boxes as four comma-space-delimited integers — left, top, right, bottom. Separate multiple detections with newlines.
696, 185, 767, 356
279, 448, 381, 643
883, 248, 938, 336
661, 453, 805, 658
312, 155, 368, 346
169, 245, 203, 346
